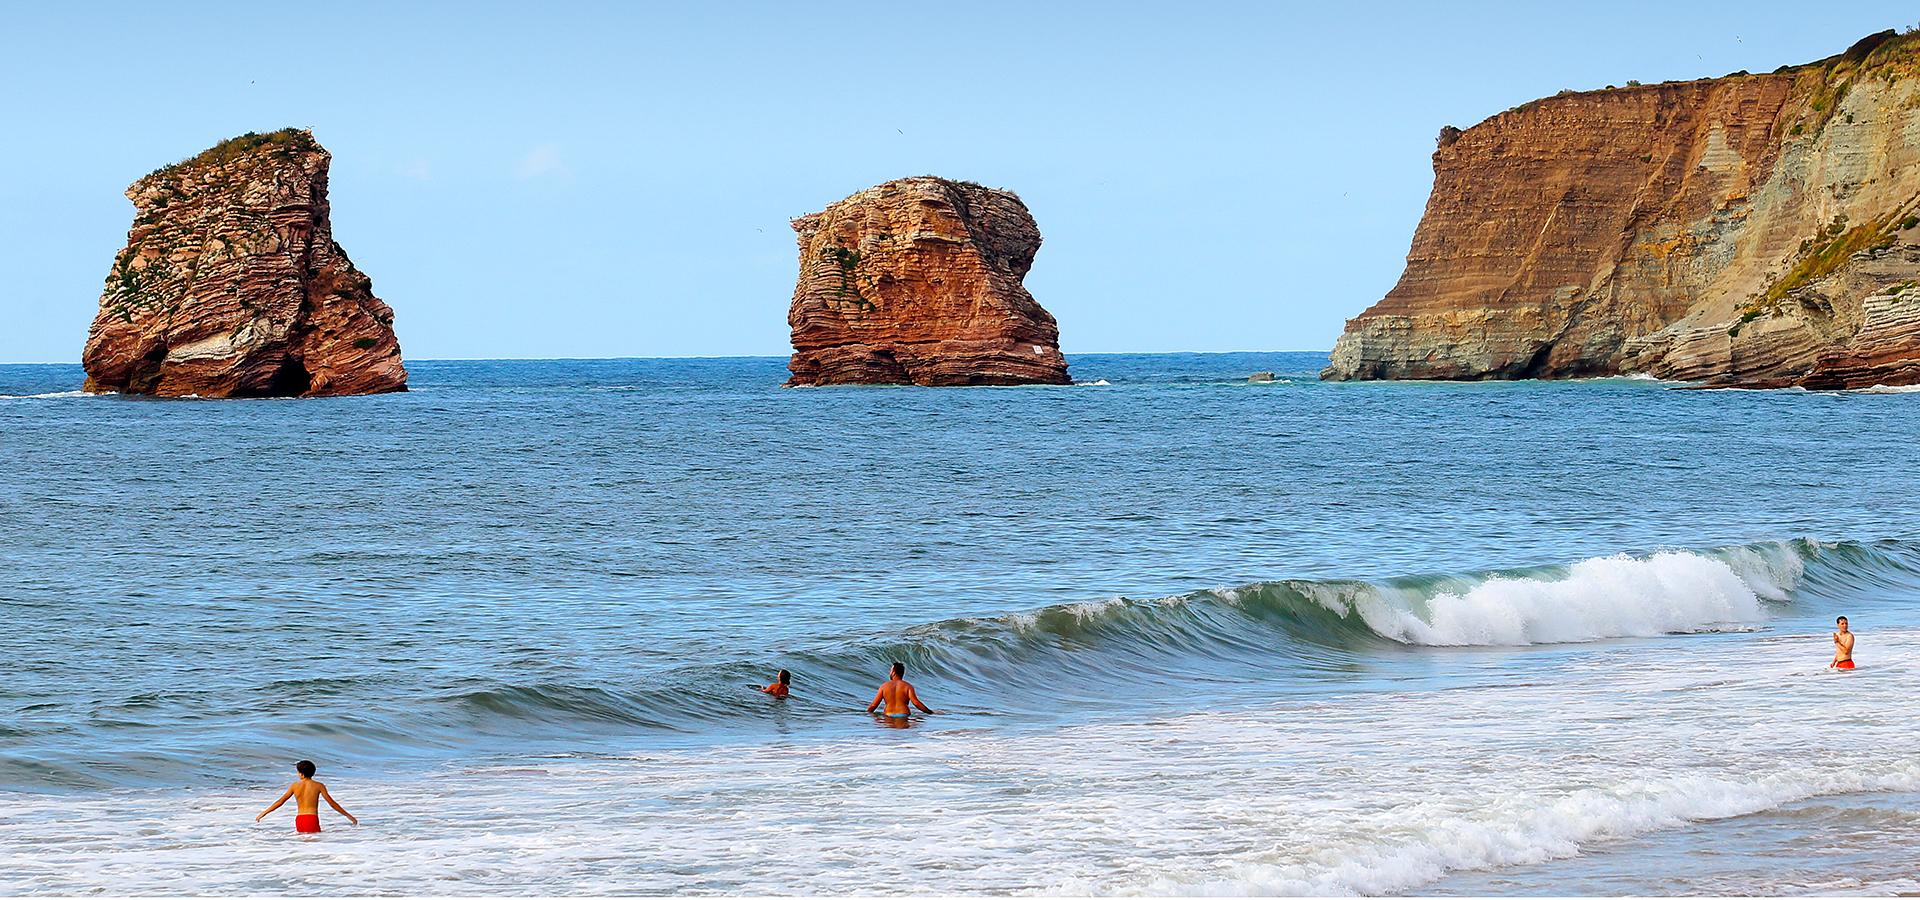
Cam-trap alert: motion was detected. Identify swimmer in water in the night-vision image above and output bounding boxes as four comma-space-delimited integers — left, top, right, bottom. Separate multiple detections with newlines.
762, 668, 792, 698
866, 661, 935, 719
1832, 615, 1856, 669
256, 760, 357, 833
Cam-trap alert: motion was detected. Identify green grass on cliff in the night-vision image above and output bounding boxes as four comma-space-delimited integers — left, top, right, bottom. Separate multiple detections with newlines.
1785, 29, 1920, 139
1809, 28, 1920, 83
144, 129, 318, 181
1757, 212, 1900, 306
1503, 29, 1920, 127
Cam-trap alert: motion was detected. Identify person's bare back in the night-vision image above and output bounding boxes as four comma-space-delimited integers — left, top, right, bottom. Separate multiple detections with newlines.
761, 668, 791, 698
866, 661, 935, 719
257, 760, 357, 832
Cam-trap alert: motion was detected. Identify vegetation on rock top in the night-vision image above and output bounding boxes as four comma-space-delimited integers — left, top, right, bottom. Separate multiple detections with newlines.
1499, 28, 1920, 125
143, 128, 319, 182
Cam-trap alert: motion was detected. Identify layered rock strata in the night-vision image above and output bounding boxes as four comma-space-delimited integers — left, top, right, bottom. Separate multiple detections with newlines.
1325, 30, 1920, 389
786, 177, 1069, 386
83, 129, 406, 397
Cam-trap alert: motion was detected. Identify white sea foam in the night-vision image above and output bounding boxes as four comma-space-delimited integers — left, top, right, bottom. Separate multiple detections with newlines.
1133, 765, 1920, 896
1356, 551, 1779, 646
1561, 372, 1672, 385
7, 628, 1918, 895
1076, 379, 1113, 386
0, 390, 94, 400
1854, 383, 1920, 394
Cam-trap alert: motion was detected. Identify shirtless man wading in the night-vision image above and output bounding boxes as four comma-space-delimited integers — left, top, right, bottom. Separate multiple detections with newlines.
256, 760, 357, 833
1832, 616, 1856, 670
866, 661, 936, 720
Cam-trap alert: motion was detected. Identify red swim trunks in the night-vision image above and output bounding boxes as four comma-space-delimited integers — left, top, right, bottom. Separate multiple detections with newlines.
1835, 659, 1856, 669
295, 814, 321, 833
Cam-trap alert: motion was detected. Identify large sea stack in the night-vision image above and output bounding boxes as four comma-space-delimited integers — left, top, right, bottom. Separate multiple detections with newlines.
786, 177, 1069, 386
83, 129, 406, 397
1324, 30, 1920, 389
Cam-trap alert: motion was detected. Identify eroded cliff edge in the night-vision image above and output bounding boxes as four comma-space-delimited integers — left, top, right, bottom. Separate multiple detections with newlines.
786, 177, 1069, 386
1324, 30, 1920, 389
83, 129, 406, 397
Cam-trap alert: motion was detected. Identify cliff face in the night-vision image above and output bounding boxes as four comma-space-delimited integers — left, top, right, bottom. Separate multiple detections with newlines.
83, 129, 406, 397
786, 177, 1069, 386
1325, 31, 1920, 389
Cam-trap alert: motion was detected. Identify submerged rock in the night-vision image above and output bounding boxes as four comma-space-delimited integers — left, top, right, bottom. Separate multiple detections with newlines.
1248, 371, 1277, 383
82, 129, 406, 397
785, 177, 1069, 386
1324, 30, 1920, 390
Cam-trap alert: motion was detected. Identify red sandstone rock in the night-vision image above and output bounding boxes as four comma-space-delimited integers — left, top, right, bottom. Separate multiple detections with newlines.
82, 129, 406, 397
1798, 289, 1920, 389
786, 177, 1069, 386
1324, 30, 1920, 389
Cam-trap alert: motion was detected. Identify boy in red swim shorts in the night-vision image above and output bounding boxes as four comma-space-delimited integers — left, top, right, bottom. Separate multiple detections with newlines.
257, 760, 357, 833
1831, 616, 1856, 670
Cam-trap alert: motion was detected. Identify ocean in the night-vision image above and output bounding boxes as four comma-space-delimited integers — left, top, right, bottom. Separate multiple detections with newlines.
3, 351, 1918, 895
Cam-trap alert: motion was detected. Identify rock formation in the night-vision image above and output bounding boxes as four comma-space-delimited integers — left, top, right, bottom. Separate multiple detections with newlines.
1324, 30, 1920, 389
786, 177, 1069, 386
83, 129, 406, 397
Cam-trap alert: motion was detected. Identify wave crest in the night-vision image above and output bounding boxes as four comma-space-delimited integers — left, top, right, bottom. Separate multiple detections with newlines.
1352, 549, 1782, 646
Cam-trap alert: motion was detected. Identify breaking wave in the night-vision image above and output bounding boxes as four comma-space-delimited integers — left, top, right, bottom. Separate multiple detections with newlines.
924, 538, 1814, 654
17, 537, 1915, 790
1344, 547, 1786, 645
387, 538, 1891, 732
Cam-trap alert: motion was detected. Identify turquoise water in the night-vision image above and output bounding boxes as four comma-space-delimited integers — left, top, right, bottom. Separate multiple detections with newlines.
3, 352, 1919, 894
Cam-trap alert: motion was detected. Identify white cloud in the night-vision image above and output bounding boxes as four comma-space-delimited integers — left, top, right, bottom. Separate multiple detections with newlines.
516, 143, 568, 180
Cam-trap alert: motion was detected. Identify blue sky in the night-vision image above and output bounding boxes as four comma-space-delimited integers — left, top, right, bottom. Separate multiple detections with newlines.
3, 2, 1916, 362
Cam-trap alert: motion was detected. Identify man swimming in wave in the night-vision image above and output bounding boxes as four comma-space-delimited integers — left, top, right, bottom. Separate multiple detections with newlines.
1832, 616, 1856, 669
256, 760, 357, 833
866, 661, 935, 719
762, 669, 791, 697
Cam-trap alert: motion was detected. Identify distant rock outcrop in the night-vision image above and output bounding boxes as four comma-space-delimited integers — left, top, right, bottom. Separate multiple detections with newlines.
82, 129, 406, 397
1324, 30, 1920, 390
785, 176, 1069, 386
